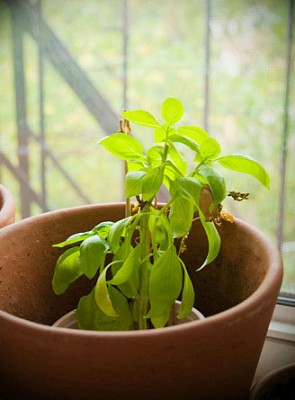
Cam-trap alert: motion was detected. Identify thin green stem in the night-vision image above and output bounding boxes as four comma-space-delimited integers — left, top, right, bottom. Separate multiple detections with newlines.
136, 203, 151, 329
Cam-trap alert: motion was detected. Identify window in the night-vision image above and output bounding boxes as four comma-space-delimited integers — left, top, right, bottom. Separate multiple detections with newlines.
0, 0, 294, 299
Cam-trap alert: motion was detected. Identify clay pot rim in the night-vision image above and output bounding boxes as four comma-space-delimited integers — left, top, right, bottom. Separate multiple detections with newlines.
0, 202, 283, 338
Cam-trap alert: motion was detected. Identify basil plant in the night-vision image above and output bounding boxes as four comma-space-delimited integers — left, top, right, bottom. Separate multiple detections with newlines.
52, 97, 269, 331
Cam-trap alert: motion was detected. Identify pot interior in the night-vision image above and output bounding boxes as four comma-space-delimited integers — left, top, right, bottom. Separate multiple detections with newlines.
0, 203, 268, 325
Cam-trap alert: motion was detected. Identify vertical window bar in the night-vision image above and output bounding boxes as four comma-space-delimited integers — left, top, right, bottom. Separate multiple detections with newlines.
11, 3, 31, 218
203, 0, 211, 132
276, 0, 294, 251
122, 0, 129, 111
36, 0, 47, 211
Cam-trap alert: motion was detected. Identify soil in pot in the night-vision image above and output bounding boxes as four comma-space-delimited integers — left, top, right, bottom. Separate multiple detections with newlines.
52, 300, 205, 329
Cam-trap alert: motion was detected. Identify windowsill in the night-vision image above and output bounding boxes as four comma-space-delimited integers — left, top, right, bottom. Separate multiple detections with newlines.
253, 303, 295, 384
268, 303, 295, 341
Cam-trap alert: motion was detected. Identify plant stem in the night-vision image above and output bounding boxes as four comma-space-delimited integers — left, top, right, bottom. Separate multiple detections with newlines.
137, 203, 151, 329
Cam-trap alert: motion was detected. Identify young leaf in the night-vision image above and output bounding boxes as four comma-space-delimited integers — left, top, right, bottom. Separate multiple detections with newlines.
122, 110, 160, 129
98, 133, 144, 161
196, 211, 221, 271
125, 170, 146, 198
198, 165, 226, 205
95, 266, 117, 317
161, 97, 184, 125
79, 236, 108, 279
52, 247, 82, 295
147, 245, 183, 322
177, 259, 195, 319
216, 154, 270, 189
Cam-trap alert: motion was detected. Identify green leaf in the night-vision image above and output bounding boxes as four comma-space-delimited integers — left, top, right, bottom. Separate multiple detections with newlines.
52, 247, 82, 295
177, 260, 195, 319
146, 144, 164, 165
147, 245, 183, 325
171, 176, 202, 207
125, 170, 146, 198
149, 209, 172, 251
196, 137, 221, 162
142, 166, 164, 201
98, 133, 144, 161
167, 141, 187, 176
95, 266, 117, 317
169, 196, 194, 238
109, 244, 141, 285
199, 165, 226, 205
161, 97, 184, 125
154, 126, 172, 142
177, 125, 209, 144
196, 211, 221, 271
122, 110, 160, 129
168, 133, 200, 153
92, 221, 114, 238
53, 231, 94, 248
77, 287, 133, 331
216, 154, 270, 189
79, 236, 108, 279
108, 217, 131, 253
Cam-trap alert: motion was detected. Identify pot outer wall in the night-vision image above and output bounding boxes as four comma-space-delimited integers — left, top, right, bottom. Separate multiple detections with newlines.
0, 203, 283, 400
0, 184, 15, 228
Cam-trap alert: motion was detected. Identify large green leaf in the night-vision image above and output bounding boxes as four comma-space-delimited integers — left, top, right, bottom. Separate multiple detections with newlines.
108, 217, 131, 253
169, 196, 194, 238
177, 259, 195, 319
197, 211, 221, 271
199, 165, 226, 205
161, 97, 184, 125
122, 110, 160, 128
195, 137, 221, 162
95, 266, 117, 317
53, 231, 94, 248
109, 244, 141, 285
168, 133, 200, 153
177, 125, 209, 144
52, 247, 82, 295
79, 236, 108, 279
216, 154, 270, 189
77, 287, 133, 331
125, 170, 146, 198
142, 166, 164, 201
98, 133, 144, 161
172, 176, 203, 207
147, 245, 183, 325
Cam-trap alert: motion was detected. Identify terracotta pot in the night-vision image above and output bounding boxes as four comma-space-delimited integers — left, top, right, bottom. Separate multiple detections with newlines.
250, 364, 295, 399
0, 184, 15, 228
0, 203, 283, 400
